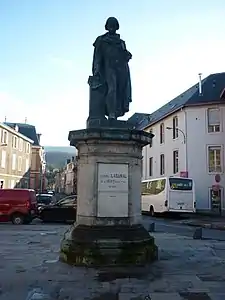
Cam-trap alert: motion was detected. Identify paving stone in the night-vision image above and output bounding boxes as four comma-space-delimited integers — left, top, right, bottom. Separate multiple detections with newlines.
208, 294, 225, 300
118, 294, 143, 300
201, 281, 225, 293
91, 292, 119, 300
150, 293, 182, 300
179, 291, 212, 299
0, 225, 225, 299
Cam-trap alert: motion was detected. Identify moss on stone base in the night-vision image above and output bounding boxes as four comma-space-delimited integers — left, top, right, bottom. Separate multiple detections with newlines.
119, 237, 158, 264
60, 224, 158, 267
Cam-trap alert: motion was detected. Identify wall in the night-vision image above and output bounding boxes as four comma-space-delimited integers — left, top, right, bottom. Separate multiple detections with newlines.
142, 104, 225, 212
0, 125, 32, 188
185, 104, 225, 212
142, 109, 186, 179
30, 146, 46, 192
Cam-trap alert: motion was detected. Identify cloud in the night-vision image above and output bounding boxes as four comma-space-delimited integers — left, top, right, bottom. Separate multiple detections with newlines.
49, 56, 73, 69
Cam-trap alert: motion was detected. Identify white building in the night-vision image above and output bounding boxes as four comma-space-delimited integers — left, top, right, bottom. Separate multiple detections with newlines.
129, 72, 225, 215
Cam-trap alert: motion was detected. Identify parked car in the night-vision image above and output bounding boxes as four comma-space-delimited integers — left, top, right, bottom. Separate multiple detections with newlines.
38, 195, 77, 223
0, 189, 38, 225
47, 190, 55, 195
36, 193, 56, 210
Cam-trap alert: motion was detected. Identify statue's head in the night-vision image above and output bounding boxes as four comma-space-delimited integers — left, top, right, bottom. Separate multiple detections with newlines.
105, 17, 119, 34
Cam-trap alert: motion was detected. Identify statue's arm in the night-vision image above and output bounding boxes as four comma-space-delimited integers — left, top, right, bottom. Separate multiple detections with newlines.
92, 37, 102, 76
122, 40, 132, 61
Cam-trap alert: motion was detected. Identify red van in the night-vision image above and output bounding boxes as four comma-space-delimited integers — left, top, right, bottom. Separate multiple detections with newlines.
0, 189, 38, 225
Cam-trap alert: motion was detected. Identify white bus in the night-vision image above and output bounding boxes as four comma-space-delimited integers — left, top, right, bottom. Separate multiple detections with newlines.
141, 176, 196, 216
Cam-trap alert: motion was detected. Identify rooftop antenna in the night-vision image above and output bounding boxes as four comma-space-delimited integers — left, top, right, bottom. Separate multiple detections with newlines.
198, 73, 202, 96
25, 117, 27, 124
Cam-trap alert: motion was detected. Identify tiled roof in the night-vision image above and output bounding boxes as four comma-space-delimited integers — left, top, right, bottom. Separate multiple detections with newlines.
4, 122, 40, 146
128, 113, 151, 127
131, 72, 225, 129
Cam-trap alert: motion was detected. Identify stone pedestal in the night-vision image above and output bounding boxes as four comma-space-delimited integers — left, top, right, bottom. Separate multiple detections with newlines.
60, 127, 158, 266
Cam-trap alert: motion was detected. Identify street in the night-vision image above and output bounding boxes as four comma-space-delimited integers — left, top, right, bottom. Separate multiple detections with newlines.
0, 215, 225, 299
142, 215, 225, 242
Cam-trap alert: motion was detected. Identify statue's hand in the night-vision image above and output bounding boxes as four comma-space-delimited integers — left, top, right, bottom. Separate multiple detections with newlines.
126, 51, 132, 61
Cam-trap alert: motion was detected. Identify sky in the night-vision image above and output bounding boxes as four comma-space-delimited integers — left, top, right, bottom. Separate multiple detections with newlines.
1, 0, 225, 146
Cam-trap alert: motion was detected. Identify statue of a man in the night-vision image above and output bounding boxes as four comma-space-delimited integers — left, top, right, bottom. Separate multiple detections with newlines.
89, 17, 132, 120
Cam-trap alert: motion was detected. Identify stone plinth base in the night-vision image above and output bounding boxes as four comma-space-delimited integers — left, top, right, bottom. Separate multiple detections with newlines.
61, 127, 157, 267
60, 224, 158, 267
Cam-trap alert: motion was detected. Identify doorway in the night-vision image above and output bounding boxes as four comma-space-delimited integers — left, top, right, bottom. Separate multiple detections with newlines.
209, 187, 223, 215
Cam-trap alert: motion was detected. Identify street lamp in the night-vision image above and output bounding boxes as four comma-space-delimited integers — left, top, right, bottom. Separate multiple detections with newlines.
166, 127, 186, 144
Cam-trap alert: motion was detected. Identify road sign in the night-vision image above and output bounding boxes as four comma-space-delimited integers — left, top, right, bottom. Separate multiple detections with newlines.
215, 174, 221, 183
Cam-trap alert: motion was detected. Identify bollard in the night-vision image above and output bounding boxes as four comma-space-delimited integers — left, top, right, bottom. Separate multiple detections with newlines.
148, 222, 155, 232
193, 227, 202, 239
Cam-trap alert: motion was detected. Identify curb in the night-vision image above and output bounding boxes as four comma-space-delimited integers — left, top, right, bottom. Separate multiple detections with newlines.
185, 222, 225, 231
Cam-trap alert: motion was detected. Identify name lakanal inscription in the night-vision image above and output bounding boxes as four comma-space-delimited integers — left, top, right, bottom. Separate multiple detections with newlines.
98, 164, 128, 192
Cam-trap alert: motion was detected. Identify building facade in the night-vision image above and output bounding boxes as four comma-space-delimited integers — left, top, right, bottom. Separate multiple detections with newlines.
55, 157, 77, 195
130, 72, 225, 215
0, 123, 33, 188
4, 123, 46, 192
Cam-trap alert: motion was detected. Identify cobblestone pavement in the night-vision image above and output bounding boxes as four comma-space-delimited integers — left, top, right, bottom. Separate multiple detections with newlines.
0, 223, 225, 300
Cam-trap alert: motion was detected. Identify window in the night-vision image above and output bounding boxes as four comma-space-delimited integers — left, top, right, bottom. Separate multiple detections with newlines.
26, 143, 30, 154
207, 108, 220, 133
169, 178, 193, 191
19, 139, 23, 151
58, 198, 76, 206
1, 150, 6, 168
173, 116, 178, 139
18, 157, 22, 171
160, 123, 165, 144
142, 179, 166, 195
208, 146, 222, 173
160, 154, 165, 175
37, 195, 54, 205
149, 129, 153, 147
12, 136, 18, 148
12, 154, 16, 170
0, 180, 4, 189
1, 130, 8, 144
149, 157, 153, 176
173, 150, 179, 173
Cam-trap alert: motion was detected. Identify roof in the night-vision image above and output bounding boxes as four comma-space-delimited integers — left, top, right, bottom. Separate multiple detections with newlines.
131, 72, 225, 129
0, 123, 34, 143
4, 122, 40, 146
128, 113, 151, 126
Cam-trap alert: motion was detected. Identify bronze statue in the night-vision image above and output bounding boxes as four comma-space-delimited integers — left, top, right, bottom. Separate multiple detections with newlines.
88, 17, 132, 123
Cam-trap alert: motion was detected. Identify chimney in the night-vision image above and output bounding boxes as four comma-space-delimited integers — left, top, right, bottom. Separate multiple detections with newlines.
36, 133, 41, 144
198, 73, 202, 96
